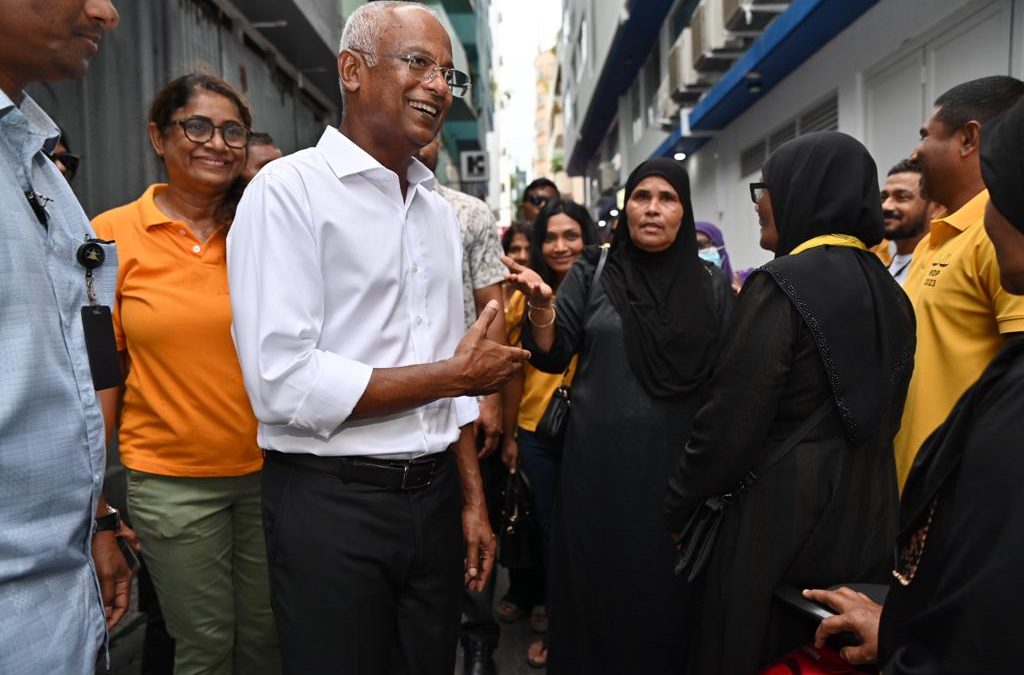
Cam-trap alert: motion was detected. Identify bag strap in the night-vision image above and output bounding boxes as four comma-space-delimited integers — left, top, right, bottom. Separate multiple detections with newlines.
740, 398, 834, 491
560, 245, 609, 384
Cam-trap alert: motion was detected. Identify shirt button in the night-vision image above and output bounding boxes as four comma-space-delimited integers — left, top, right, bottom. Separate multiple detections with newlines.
416, 316, 423, 325
93, 473, 101, 485
412, 264, 419, 274
82, 390, 94, 406
192, 244, 201, 254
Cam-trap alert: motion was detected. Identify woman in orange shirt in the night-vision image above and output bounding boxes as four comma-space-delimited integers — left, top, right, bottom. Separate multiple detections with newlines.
93, 73, 278, 674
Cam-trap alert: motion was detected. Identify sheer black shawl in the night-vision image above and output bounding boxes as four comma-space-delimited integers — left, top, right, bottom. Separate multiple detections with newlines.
756, 131, 915, 442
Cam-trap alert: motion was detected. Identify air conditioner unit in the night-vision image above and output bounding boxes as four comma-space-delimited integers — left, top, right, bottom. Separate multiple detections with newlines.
598, 161, 618, 192
723, 0, 790, 34
669, 29, 711, 105
658, 81, 679, 129
692, 0, 744, 73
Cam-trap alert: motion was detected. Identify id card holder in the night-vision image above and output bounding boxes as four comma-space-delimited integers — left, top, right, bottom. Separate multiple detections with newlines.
81, 305, 122, 389
78, 239, 123, 390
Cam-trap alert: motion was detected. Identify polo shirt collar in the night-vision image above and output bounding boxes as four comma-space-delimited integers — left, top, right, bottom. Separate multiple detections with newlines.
317, 126, 436, 191
140, 183, 175, 229
933, 188, 988, 233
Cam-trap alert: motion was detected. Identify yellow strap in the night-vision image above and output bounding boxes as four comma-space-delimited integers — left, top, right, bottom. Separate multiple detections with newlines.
789, 234, 868, 256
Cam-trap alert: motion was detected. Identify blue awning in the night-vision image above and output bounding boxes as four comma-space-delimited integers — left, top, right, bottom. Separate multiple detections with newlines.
687, 0, 881, 132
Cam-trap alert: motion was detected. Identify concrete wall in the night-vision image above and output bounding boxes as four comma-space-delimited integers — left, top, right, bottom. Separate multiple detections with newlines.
687, 0, 1024, 271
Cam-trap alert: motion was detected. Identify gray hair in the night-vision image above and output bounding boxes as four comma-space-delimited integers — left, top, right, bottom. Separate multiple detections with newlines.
339, 1, 440, 66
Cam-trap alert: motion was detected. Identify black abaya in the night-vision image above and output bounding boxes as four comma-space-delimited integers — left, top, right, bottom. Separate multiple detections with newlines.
524, 255, 733, 675
878, 338, 1024, 673
665, 270, 910, 673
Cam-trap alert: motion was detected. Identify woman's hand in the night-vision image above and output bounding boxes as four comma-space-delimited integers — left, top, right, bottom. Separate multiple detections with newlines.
501, 256, 553, 307
802, 587, 882, 665
502, 436, 519, 473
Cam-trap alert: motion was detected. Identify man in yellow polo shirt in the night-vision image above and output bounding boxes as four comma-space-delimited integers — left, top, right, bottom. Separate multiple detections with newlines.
895, 76, 1024, 488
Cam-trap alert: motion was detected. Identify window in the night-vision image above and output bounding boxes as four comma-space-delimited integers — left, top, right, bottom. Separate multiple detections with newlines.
631, 81, 644, 142
643, 51, 661, 128
738, 93, 839, 176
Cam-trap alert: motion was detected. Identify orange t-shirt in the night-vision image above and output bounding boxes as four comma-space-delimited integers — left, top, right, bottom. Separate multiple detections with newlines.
93, 184, 261, 477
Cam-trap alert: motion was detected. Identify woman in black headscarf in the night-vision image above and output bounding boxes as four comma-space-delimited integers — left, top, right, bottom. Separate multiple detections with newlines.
803, 98, 1024, 675
663, 131, 916, 673
502, 158, 733, 674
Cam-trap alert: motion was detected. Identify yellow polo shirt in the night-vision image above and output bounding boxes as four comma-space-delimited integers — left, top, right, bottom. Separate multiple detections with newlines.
506, 291, 577, 432
894, 189, 1024, 488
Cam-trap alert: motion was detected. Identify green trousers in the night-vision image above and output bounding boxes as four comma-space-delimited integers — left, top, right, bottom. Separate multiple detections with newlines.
127, 470, 280, 675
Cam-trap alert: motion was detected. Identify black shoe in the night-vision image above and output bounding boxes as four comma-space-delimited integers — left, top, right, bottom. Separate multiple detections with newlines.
463, 645, 497, 675
461, 633, 498, 675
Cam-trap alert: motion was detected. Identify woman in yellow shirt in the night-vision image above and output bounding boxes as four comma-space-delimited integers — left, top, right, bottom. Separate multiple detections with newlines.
93, 73, 278, 674
501, 199, 597, 668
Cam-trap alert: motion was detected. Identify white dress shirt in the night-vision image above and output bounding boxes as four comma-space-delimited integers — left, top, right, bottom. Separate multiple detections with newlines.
228, 127, 478, 457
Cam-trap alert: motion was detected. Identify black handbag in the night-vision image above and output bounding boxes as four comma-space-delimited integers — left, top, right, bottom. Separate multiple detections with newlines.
674, 398, 834, 582
497, 469, 542, 569
533, 245, 609, 445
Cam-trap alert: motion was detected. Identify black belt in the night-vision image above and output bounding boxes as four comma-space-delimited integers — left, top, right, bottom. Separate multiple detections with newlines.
265, 449, 447, 491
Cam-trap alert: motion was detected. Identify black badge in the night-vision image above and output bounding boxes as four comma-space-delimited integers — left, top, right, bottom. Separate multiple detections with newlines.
76, 241, 105, 270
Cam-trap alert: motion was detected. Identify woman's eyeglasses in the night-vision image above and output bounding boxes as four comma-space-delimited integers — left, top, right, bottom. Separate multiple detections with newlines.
171, 116, 251, 149
749, 182, 766, 204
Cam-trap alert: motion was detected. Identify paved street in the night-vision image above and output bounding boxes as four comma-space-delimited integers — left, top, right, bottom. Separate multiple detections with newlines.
103, 569, 544, 675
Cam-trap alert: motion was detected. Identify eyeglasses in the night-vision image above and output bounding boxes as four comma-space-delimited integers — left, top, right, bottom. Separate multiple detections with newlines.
525, 194, 550, 207
171, 116, 251, 149
749, 182, 766, 204
351, 49, 471, 98
48, 151, 81, 181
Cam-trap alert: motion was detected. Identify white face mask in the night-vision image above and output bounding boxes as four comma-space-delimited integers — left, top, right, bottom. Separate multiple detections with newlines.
698, 246, 723, 268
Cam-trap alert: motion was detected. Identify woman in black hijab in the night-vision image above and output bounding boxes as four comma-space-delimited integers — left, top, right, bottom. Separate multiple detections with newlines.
664, 131, 916, 673
804, 98, 1024, 674
502, 158, 733, 674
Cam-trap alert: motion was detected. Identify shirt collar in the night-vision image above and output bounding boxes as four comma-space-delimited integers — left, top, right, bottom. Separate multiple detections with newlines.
0, 88, 61, 155
140, 183, 175, 229
317, 126, 436, 190
933, 189, 988, 233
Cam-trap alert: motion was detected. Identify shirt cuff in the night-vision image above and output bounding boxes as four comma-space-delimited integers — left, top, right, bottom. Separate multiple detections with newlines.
998, 316, 1024, 334
290, 351, 374, 438
454, 395, 480, 428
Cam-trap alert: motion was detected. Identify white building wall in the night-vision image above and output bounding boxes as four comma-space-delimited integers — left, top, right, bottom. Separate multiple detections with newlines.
688, 0, 1024, 272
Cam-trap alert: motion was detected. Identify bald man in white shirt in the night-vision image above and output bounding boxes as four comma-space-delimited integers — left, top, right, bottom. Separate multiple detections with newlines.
227, 3, 529, 673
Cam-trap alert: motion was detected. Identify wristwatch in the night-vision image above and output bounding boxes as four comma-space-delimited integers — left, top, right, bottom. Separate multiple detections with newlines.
93, 505, 121, 536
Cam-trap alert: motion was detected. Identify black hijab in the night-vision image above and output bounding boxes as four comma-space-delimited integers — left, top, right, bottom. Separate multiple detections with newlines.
982, 97, 1024, 234
599, 158, 719, 399
756, 132, 915, 442
766, 131, 885, 255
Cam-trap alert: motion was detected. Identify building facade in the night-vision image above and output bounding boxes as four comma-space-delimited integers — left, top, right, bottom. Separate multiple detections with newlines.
561, 0, 1024, 270
534, 48, 585, 203
31, 0, 342, 218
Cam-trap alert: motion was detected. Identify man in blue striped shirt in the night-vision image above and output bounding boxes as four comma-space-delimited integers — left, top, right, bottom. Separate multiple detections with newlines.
0, 2, 128, 673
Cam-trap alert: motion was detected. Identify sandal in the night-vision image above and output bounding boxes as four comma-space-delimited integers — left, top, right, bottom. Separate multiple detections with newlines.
526, 639, 548, 669
495, 598, 528, 623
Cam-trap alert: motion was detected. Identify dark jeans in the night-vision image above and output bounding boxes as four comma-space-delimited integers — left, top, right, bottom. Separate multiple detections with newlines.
262, 450, 463, 675
515, 428, 561, 542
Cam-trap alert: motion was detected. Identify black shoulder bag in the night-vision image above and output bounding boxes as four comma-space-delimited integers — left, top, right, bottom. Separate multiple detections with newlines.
673, 398, 834, 582
534, 245, 609, 445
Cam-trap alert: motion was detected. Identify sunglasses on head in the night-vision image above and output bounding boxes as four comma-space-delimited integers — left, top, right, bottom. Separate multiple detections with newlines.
525, 194, 550, 207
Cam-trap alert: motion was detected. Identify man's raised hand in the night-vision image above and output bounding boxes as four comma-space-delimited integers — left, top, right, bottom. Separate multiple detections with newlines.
453, 300, 530, 396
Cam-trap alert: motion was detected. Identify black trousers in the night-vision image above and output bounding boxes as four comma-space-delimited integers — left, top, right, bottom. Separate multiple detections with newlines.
262, 450, 463, 675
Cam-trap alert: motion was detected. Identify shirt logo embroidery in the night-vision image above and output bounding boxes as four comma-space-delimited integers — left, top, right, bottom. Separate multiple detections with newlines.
924, 253, 952, 287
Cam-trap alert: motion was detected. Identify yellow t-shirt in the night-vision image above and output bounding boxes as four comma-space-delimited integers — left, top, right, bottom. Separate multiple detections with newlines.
505, 291, 577, 432
894, 189, 1024, 488
93, 184, 262, 477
